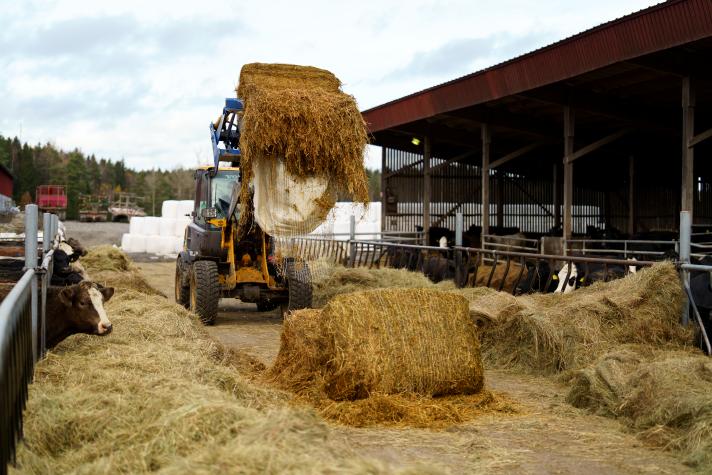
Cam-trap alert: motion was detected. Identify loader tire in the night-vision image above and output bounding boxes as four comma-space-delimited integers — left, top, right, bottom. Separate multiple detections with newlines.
190, 260, 219, 325
286, 260, 312, 311
175, 259, 190, 308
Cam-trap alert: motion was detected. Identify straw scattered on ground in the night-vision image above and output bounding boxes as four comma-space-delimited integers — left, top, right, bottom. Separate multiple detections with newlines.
566, 345, 712, 470
469, 262, 693, 374
14, 248, 411, 474
82, 245, 164, 297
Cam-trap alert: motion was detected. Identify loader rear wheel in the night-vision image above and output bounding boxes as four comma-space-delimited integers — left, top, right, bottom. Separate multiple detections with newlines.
190, 260, 219, 325
175, 259, 190, 308
286, 260, 312, 311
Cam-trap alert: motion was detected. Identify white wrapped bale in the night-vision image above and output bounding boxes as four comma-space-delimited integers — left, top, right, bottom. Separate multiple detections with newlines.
177, 200, 194, 219
123, 234, 147, 253
129, 217, 145, 235
143, 217, 161, 236
159, 218, 177, 237
144, 235, 164, 254
173, 236, 184, 253
161, 200, 179, 219
174, 216, 191, 237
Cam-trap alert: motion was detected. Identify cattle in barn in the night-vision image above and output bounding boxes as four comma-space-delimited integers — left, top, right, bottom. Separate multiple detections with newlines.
414, 226, 455, 247
470, 261, 528, 293
515, 260, 560, 294
485, 232, 529, 250
422, 255, 455, 283
629, 231, 678, 259
552, 259, 638, 292
51, 249, 86, 285
0, 281, 114, 348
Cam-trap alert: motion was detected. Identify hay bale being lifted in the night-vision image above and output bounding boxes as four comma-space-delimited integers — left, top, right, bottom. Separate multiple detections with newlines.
270, 289, 484, 400
237, 63, 369, 237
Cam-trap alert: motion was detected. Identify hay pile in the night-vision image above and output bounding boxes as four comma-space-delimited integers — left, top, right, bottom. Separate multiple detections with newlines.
81, 245, 164, 297
311, 265, 438, 308
236, 63, 369, 235
566, 346, 712, 470
14, 249, 406, 474
471, 261, 691, 374
267, 288, 510, 427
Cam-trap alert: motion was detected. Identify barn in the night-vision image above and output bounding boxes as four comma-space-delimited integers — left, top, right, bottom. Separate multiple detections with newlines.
0, 163, 14, 202
363, 0, 712, 247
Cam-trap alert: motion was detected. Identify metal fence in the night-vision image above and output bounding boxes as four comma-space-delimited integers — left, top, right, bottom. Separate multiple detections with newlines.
0, 205, 59, 475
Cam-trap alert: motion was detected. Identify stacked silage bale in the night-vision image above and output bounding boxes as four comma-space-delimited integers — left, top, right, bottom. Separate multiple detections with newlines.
120, 200, 193, 255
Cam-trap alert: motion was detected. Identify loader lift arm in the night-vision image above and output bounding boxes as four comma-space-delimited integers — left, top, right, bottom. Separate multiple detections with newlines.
209, 98, 244, 173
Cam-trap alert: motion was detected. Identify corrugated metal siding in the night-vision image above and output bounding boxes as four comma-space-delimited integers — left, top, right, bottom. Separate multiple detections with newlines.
364, 0, 712, 133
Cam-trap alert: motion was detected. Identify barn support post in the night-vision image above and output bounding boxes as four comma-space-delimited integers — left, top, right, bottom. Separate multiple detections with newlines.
680, 210, 691, 326
681, 77, 695, 218
481, 124, 491, 239
380, 146, 386, 232
423, 135, 431, 243
563, 106, 575, 244
628, 155, 636, 236
24, 204, 38, 362
496, 170, 504, 228
553, 163, 560, 230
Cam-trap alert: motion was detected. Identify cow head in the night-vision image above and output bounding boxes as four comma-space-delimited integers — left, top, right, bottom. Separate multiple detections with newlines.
57, 282, 115, 336
554, 262, 578, 293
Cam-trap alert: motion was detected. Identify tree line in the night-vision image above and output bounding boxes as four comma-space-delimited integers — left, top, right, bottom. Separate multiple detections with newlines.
0, 134, 381, 219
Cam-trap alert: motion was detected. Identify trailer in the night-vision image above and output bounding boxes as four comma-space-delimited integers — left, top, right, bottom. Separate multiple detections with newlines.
78, 194, 109, 222
36, 185, 67, 220
108, 193, 146, 222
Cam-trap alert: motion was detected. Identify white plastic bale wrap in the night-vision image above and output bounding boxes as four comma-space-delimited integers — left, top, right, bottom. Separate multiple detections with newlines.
129, 217, 145, 235
174, 216, 191, 237
252, 157, 334, 237
123, 234, 147, 253
159, 218, 177, 237
143, 217, 160, 236
161, 200, 179, 219
177, 200, 194, 219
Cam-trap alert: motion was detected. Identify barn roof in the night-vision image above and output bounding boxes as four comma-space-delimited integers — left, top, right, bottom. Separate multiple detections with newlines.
363, 0, 712, 142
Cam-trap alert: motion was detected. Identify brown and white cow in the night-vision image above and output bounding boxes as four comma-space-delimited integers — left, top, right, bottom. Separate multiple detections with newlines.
45, 282, 114, 348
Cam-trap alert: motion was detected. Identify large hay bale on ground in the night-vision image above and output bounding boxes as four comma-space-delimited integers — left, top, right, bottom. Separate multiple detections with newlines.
270, 289, 483, 400
566, 346, 712, 470
473, 261, 691, 373
311, 266, 437, 308
81, 246, 164, 296
236, 63, 369, 236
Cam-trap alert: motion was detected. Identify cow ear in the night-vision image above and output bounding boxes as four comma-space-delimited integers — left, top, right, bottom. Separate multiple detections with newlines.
100, 287, 115, 301
58, 287, 75, 306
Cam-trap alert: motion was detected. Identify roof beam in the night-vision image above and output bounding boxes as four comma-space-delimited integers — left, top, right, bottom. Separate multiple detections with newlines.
489, 141, 548, 169
689, 127, 712, 148
518, 87, 676, 131
440, 107, 559, 139
566, 128, 632, 164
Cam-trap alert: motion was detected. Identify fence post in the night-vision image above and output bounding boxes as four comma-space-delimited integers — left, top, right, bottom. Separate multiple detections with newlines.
680, 210, 691, 326
348, 215, 356, 267
24, 204, 39, 361
41, 213, 52, 357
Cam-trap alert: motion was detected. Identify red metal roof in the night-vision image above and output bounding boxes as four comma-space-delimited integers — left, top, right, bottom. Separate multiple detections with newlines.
363, 0, 712, 133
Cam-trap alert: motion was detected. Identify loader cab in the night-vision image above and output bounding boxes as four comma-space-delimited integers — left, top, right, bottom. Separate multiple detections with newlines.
187, 166, 240, 258
193, 167, 240, 225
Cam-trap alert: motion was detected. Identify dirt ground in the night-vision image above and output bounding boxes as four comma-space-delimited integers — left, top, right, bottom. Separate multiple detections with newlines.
64, 221, 128, 248
134, 260, 693, 475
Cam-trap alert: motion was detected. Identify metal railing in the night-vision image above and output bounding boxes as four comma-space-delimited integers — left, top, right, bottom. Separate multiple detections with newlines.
482, 233, 540, 254
0, 205, 59, 475
564, 238, 679, 260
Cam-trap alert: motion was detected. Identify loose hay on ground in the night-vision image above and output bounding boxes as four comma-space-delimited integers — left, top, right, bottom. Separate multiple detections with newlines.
472, 262, 692, 374
566, 346, 712, 470
13, 248, 407, 474
81, 245, 165, 296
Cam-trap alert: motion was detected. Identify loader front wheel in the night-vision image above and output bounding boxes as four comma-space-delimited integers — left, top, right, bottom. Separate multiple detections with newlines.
175, 259, 190, 309
286, 260, 312, 311
190, 260, 219, 325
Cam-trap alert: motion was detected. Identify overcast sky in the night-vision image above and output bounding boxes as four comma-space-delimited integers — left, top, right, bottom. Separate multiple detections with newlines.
0, 0, 661, 171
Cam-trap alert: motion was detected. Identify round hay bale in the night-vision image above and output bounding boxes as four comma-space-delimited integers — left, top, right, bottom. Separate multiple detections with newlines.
270, 288, 484, 400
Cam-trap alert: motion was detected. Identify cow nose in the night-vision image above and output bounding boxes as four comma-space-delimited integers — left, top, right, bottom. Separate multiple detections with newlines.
100, 322, 113, 334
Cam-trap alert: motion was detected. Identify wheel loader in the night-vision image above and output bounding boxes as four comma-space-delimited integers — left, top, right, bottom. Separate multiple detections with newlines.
174, 98, 312, 324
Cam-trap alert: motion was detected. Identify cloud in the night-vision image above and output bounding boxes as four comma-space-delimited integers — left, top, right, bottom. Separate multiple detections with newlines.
385, 31, 556, 81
